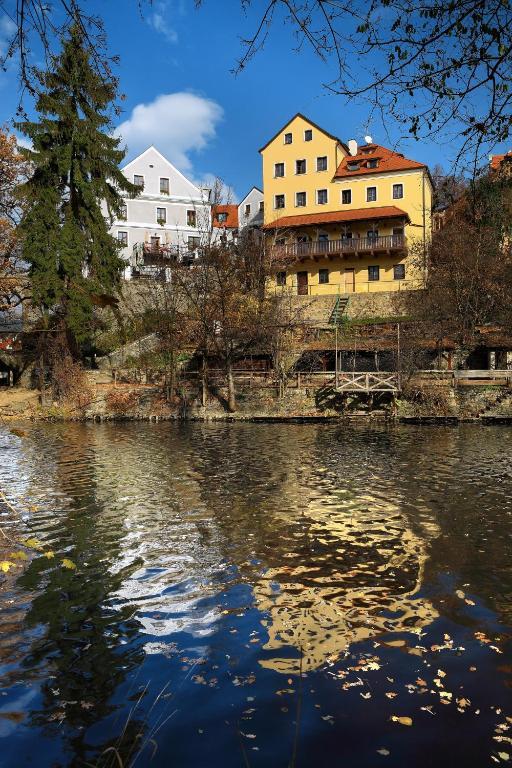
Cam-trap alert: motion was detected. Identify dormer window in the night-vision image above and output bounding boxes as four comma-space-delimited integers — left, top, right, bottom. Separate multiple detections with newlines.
217, 212, 228, 223
367, 159, 379, 169
347, 162, 360, 171
284, 132, 292, 144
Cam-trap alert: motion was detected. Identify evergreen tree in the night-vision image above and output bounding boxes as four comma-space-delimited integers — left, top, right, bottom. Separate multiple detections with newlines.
16, 23, 136, 351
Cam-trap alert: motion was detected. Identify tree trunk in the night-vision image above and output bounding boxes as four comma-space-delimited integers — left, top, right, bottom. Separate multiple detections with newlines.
201, 353, 207, 407
227, 360, 236, 412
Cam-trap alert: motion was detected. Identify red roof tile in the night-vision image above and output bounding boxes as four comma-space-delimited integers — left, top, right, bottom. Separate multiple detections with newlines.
490, 151, 512, 171
212, 204, 238, 229
264, 206, 409, 230
333, 144, 425, 178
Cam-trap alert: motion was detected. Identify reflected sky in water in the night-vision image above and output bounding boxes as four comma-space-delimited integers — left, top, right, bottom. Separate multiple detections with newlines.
1, 422, 512, 767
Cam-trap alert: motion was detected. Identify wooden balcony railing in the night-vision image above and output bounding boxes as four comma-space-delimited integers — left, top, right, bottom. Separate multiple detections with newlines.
273, 234, 406, 260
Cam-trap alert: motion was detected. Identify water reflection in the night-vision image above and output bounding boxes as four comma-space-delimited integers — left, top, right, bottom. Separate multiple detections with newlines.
0, 422, 512, 767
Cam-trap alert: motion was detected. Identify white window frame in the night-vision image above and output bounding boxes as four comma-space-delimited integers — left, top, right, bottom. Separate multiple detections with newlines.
133, 174, 144, 188
295, 191, 307, 207
317, 189, 328, 205
316, 156, 328, 172
117, 231, 128, 246
274, 194, 286, 210
274, 162, 285, 178
156, 206, 167, 223
159, 177, 170, 195
392, 182, 404, 200
341, 188, 352, 205
366, 185, 378, 203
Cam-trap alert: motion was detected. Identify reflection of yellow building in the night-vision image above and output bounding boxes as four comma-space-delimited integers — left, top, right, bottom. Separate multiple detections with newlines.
260, 114, 433, 295
254, 494, 439, 674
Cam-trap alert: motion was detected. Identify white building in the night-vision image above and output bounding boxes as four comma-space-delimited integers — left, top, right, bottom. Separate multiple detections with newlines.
238, 187, 264, 231
111, 146, 212, 279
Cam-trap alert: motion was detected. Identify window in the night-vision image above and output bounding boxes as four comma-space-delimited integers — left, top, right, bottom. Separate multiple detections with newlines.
259, 201, 264, 212
367, 229, 379, 240
119, 203, 127, 220
316, 156, 327, 171
284, 132, 292, 144
245, 204, 251, 217
393, 183, 404, 199
304, 129, 313, 141
393, 226, 404, 236
347, 162, 360, 171
296, 191, 306, 207
319, 268, 329, 284
342, 189, 352, 205
275, 194, 285, 209
150, 236, 160, 250
217, 212, 228, 223
160, 177, 170, 194
296, 159, 306, 174
117, 231, 128, 246
156, 207, 167, 223
368, 265, 380, 281
277, 271, 287, 286
393, 263, 406, 280
367, 159, 379, 169
188, 236, 201, 250
367, 186, 377, 202
275, 162, 285, 178
341, 230, 352, 241
134, 174, 144, 188
317, 189, 328, 205
187, 210, 196, 227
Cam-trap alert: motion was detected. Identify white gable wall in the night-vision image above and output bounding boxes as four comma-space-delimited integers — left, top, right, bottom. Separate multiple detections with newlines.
111, 147, 211, 278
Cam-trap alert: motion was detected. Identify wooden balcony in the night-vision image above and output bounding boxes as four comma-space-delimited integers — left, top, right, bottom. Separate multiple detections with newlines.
273, 234, 407, 261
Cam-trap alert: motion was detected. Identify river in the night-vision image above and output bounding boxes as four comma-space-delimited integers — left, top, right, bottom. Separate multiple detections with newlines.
0, 422, 511, 767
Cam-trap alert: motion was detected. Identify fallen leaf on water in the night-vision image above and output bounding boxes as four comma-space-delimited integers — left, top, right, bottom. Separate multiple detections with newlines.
61, 558, 77, 570
498, 753, 510, 761
10, 428, 27, 438
44, 551, 55, 559
9, 551, 28, 561
24, 537, 43, 551
377, 748, 390, 756
385, 640, 406, 648
391, 716, 413, 726
385, 692, 398, 699
437, 670, 446, 678
455, 590, 465, 599
0, 561, 15, 573
416, 679, 427, 687
360, 692, 371, 699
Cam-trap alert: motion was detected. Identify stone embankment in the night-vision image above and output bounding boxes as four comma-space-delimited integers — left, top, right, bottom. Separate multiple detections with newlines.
1, 372, 512, 423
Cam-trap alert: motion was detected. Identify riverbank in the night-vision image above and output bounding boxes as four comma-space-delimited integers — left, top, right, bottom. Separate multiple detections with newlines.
2, 377, 512, 422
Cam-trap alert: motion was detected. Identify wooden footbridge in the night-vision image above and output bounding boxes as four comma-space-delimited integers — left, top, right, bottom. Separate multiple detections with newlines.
333, 372, 401, 393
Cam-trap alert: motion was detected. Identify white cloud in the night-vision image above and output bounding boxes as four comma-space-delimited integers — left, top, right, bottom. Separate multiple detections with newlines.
147, 2, 178, 43
116, 92, 223, 173
15, 134, 32, 150
0, 15, 16, 58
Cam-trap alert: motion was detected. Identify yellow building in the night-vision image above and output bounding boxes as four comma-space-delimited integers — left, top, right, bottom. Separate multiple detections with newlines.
260, 114, 432, 295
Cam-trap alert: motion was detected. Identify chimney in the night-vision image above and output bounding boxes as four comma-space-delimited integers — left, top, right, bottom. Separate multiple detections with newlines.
348, 139, 358, 157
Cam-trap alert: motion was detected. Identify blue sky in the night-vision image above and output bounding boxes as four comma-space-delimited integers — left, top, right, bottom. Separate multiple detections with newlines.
0, 1, 508, 200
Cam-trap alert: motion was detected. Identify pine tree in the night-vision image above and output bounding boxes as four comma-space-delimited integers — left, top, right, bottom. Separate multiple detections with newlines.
16, 23, 137, 351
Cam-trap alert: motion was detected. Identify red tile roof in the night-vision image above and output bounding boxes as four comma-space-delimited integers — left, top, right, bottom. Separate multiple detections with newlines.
490, 151, 512, 171
264, 206, 409, 229
212, 204, 238, 229
333, 144, 426, 178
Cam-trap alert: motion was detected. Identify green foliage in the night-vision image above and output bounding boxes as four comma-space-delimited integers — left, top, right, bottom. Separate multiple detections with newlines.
16, 23, 137, 349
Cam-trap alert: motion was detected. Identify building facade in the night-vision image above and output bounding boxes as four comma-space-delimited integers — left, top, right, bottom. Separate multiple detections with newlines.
110, 146, 211, 279
238, 187, 264, 231
260, 114, 432, 295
